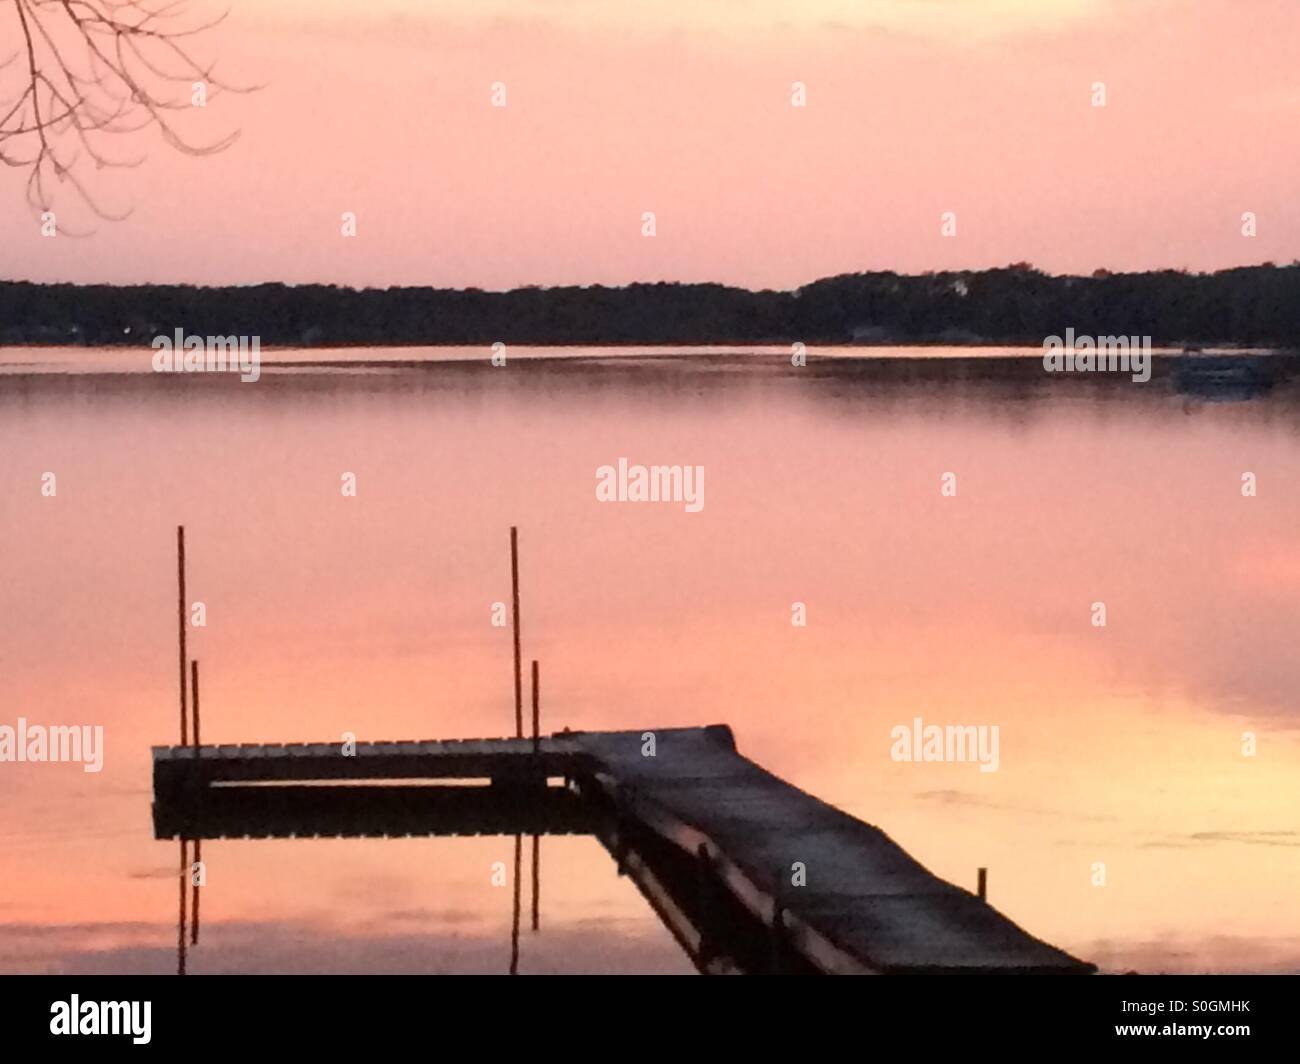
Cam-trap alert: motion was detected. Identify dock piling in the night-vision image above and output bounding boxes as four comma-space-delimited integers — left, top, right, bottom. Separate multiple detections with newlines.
510, 527, 522, 739
531, 660, 540, 752
177, 526, 187, 746
190, 660, 201, 749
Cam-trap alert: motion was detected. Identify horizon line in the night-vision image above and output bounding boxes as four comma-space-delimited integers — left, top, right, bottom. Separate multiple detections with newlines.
5, 260, 1299, 295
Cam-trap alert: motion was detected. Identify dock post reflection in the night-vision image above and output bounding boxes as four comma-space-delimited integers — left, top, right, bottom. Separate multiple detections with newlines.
190, 659, 201, 946
177, 838, 188, 976
176, 528, 189, 974
509, 833, 522, 975
531, 659, 540, 932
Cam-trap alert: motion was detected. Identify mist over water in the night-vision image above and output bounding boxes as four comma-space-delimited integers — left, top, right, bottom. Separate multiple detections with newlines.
2, 348, 1298, 974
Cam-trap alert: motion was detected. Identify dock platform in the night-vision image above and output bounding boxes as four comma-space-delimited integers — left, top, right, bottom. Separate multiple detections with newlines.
152, 724, 1093, 975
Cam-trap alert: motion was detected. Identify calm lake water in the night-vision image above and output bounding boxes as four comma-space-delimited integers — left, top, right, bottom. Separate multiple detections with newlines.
2, 345, 1298, 974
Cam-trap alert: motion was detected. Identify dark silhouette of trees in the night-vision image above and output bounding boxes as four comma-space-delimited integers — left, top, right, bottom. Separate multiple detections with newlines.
2, 263, 1298, 347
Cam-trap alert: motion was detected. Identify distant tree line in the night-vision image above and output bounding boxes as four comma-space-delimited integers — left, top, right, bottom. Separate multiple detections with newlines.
2, 263, 1298, 347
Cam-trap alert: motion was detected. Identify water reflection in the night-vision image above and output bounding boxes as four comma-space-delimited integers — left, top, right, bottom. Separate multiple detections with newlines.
2, 351, 1299, 974
171, 826, 545, 976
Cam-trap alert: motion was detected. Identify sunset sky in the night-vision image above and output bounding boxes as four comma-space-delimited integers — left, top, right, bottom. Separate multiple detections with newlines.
1, 0, 1297, 289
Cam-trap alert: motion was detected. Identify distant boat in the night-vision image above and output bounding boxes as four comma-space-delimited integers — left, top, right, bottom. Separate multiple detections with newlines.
1171, 352, 1275, 401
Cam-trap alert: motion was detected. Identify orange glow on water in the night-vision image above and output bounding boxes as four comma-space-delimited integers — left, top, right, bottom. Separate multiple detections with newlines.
1, 353, 1298, 972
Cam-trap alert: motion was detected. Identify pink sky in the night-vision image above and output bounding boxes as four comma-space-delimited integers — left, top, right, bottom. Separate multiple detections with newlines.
1, 0, 1297, 289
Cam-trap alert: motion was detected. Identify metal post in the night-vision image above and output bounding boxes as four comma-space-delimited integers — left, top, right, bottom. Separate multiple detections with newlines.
190, 660, 200, 750
177, 526, 187, 746
530, 660, 539, 752
510, 527, 522, 739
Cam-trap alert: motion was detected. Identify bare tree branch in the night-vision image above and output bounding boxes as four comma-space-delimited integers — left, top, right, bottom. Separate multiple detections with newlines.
0, 0, 249, 220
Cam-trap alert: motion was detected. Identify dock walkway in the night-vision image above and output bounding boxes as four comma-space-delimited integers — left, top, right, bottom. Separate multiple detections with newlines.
152, 724, 1092, 975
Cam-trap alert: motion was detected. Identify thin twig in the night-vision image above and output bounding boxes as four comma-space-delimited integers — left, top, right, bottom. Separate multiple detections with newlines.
0, 0, 251, 219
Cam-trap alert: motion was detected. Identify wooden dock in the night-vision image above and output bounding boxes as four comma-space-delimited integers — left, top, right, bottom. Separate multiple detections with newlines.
152, 724, 1093, 975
